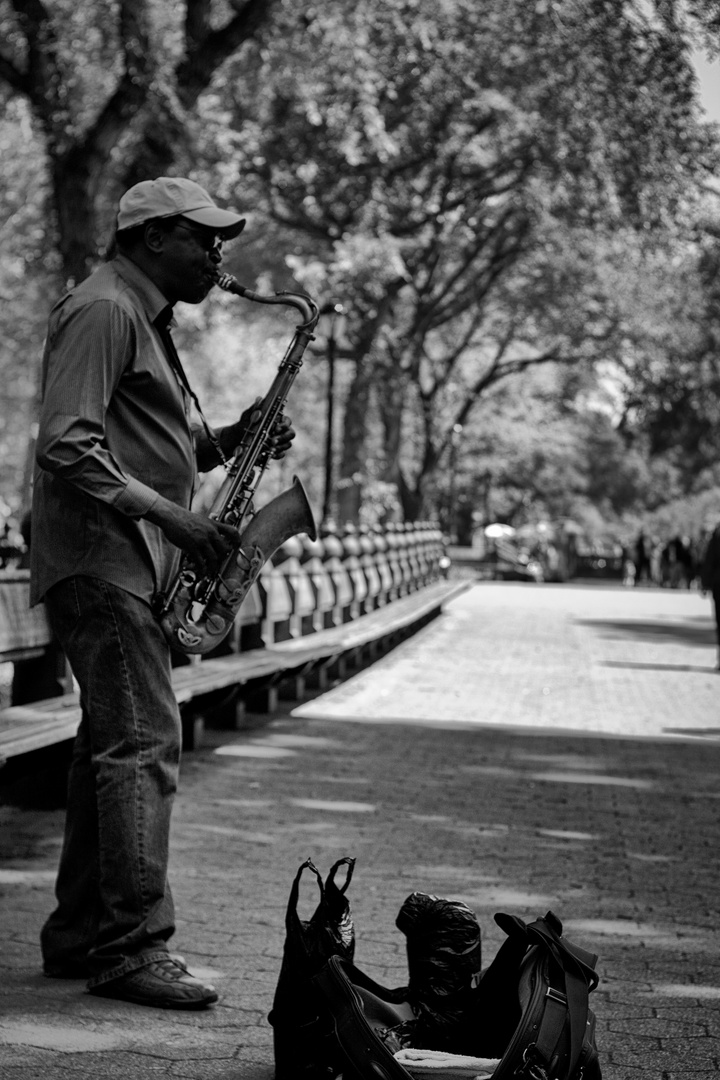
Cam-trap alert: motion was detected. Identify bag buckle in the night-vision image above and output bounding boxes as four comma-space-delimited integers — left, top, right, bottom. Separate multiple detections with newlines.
516, 1044, 550, 1080
546, 986, 567, 1005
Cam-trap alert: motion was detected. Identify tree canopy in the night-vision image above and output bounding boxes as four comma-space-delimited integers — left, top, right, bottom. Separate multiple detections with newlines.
1, 0, 720, 541
226, 0, 720, 520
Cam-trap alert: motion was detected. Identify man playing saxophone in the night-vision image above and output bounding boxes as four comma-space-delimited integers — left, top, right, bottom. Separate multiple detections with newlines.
30, 177, 294, 1009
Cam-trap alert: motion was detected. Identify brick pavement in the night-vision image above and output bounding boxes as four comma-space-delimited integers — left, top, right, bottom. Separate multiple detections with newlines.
0, 580, 719, 1079
293, 581, 720, 739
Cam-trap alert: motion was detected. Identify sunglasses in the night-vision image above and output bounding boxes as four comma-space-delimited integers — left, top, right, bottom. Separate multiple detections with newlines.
173, 222, 224, 255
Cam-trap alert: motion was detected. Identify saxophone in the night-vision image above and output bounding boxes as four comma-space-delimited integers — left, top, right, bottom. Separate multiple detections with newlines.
158, 273, 320, 655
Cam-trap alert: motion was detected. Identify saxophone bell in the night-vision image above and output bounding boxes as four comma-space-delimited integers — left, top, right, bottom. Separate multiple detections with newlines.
159, 477, 316, 655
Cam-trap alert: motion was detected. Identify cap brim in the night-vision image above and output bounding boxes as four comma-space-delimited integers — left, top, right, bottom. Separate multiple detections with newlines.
181, 208, 246, 239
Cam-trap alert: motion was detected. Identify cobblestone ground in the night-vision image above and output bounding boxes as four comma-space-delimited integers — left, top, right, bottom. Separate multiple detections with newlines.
0, 581, 718, 1079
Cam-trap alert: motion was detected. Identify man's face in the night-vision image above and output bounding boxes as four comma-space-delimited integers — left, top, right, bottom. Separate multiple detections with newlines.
153, 218, 225, 304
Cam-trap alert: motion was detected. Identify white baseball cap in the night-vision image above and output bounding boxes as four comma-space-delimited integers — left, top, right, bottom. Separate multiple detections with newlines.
117, 177, 246, 239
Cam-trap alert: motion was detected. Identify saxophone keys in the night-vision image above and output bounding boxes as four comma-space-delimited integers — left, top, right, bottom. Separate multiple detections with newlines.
236, 547, 252, 570
206, 613, 228, 636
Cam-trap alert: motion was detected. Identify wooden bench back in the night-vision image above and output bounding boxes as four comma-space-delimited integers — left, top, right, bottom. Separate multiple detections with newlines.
0, 571, 53, 662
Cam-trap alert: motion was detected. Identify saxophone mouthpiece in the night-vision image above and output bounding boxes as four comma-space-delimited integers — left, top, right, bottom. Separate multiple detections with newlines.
214, 272, 248, 298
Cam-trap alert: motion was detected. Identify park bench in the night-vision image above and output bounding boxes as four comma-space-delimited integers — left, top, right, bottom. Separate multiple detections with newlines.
268, 576, 470, 693
0, 524, 467, 768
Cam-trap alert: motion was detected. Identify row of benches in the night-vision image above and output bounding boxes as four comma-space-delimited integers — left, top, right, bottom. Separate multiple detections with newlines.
0, 523, 469, 766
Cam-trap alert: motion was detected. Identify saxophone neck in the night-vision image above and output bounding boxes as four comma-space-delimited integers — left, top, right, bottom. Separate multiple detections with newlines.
214, 273, 320, 330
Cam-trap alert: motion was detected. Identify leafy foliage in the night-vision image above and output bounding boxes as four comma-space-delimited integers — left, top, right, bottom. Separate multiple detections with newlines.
220, 0, 719, 520
1, 0, 720, 536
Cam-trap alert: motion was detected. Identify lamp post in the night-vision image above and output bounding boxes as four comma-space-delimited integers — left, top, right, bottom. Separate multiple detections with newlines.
316, 302, 345, 527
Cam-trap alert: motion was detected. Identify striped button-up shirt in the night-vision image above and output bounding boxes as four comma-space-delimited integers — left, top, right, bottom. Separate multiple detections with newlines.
31, 254, 198, 606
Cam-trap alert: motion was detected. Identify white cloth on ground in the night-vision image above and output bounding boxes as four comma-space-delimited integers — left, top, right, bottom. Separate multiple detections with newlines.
393, 1048, 501, 1079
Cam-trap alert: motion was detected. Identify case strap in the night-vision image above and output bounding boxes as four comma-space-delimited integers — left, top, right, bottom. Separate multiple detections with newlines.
525, 918, 593, 1072
495, 912, 597, 1076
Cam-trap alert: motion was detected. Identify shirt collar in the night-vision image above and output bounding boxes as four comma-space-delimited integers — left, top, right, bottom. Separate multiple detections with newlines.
113, 253, 172, 326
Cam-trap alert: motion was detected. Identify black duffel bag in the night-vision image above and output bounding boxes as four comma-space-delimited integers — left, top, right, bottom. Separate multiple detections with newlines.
312, 910, 601, 1080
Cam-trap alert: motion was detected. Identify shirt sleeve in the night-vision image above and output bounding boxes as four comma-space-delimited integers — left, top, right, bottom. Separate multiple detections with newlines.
36, 298, 160, 518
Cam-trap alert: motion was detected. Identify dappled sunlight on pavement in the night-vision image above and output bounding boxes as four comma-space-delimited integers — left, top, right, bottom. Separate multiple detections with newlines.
1, 581, 719, 1078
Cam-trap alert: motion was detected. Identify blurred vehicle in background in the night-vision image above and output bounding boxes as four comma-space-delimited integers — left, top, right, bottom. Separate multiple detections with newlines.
455, 519, 624, 583
571, 540, 624, 580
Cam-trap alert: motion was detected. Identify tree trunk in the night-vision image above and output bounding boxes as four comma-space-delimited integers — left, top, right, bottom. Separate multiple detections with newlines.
335, 361, 370, 527
378, 366, 404, 471
397, 472, 425, 522
53, 158, 101, 286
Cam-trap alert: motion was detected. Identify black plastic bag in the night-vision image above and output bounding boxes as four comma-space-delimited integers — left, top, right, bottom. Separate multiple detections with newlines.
269, 856, 356, 1080
395, 891, 483, 1053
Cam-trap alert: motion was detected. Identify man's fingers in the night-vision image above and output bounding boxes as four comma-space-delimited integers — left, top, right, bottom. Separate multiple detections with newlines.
206, 524, 237, 562
269, 416, 295, 459
248, 396, 263, 425
189, 520, 238, 573
215, 523, 241, 560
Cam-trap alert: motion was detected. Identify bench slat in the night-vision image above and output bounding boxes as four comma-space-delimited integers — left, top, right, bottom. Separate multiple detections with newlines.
0, 578, 469, 764
170, 650, 304, 704
0, 646, 328, 760
271, 580, 469, 660
0, 573, 52, 656
0, 714, 82, 757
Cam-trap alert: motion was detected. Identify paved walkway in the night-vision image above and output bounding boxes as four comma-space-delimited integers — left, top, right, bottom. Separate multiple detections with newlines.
293, 580, 720, 740
1, 580, 719, 1079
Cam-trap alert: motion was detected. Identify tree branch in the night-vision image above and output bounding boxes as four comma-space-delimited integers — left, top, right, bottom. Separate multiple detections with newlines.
176, 0, 276, 107
0, 52, 30, 94
73, 0, 153, 170
55, 0, 154, 217
9, 0, 66, 137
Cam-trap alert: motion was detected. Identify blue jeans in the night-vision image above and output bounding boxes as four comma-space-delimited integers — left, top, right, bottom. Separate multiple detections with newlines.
41, 576, 181, 987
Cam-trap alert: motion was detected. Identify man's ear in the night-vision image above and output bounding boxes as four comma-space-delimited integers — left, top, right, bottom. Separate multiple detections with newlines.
144, 221, 166, 255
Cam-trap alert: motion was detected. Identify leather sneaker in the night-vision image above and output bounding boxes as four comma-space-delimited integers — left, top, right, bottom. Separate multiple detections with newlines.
88, 956, 219, 1009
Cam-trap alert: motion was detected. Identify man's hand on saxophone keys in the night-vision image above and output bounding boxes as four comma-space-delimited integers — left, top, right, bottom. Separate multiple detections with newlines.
144, 497, 238, 575
222, 397, 296, 461
268, 412, 295, 459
